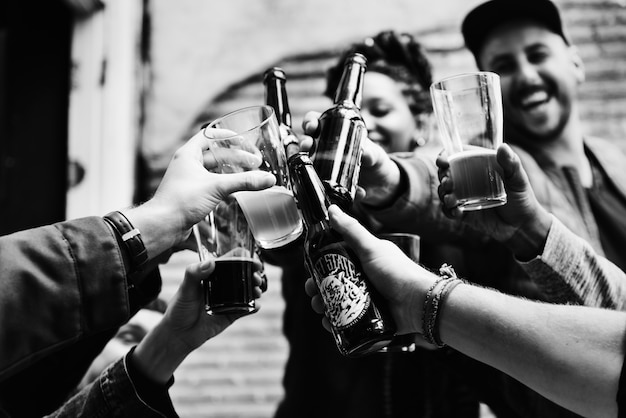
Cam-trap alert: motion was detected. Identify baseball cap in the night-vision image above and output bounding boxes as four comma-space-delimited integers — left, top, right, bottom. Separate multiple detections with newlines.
462, 0, 570, 59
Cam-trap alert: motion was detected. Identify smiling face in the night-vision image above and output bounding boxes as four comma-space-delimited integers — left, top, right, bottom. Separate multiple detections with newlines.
360, 71, 421, 153
477, 20, 585, 148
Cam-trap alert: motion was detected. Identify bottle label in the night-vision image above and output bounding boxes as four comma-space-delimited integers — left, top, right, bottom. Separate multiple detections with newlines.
313, 245, 370, 330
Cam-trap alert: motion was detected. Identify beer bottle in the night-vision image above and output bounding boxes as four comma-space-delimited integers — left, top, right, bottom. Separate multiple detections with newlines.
311, 53, 367, 211
288, 153, 396, 357
263, 67, 300, 159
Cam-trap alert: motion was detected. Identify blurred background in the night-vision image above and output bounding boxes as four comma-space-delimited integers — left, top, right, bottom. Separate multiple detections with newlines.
2, 0, 626, 416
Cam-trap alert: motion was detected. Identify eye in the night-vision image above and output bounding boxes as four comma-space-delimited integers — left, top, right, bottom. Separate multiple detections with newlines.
114, 325, 147, 345
368, 104, 392, 118
527, 49, 550, 65
491, 59, 516, 75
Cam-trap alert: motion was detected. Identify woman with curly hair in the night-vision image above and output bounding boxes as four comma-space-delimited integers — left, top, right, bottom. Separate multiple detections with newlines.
274, 31, 478, 418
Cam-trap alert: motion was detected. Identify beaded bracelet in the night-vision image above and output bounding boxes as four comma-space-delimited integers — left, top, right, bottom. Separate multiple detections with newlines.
422, 264, 463, 348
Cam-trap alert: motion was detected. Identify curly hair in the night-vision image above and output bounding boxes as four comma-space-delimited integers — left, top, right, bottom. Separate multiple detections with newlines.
325, 30, 433, 116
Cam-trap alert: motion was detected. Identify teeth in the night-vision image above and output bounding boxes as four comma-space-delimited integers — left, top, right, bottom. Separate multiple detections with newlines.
520, 90, 549, 107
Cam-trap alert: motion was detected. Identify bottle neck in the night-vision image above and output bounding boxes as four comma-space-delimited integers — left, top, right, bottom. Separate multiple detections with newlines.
334, 55, 367, 109
288, 154, 331, 229
264, 76, 292, 128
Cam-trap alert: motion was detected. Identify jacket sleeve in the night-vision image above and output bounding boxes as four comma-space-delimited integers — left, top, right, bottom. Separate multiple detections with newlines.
45, 351, 178, 418
0, 217, 132, 380
355, 153, 481, 243
520, 216, 626, 310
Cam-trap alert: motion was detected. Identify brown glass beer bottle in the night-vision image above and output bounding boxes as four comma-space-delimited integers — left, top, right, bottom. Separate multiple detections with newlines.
288, 153, 396, 357
311, 53, 367, 211
263, 67, 300, 159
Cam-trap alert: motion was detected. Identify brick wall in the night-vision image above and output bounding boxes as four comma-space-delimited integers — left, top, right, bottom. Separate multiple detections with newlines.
150, 1, 626, 417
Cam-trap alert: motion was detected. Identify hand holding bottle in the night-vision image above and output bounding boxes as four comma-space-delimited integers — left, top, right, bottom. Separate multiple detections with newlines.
304, 204, 437, 336
290, 154, 396, 356
301, 111, 402, 207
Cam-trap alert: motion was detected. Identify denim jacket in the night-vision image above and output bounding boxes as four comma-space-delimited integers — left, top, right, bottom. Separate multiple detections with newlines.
0, 217, 161, 417
43, 349, 177, 418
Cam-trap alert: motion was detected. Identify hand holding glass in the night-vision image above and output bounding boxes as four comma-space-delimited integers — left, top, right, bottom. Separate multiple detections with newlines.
205, 105, 303, 249
430, 72, 507, 211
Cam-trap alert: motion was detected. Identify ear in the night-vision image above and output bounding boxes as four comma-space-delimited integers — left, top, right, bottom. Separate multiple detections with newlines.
568, 45, 586, 84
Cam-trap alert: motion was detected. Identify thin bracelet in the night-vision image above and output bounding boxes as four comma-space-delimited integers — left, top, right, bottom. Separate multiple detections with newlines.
422, 264, 460, 347
430, 278, 464, 347
421, 276, 449, 338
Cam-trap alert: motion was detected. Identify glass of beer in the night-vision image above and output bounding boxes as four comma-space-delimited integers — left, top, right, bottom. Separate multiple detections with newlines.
199, 200, 260, 316
430, 72, 507, 211
376, 233, 420, 353
204, 105, 303, 249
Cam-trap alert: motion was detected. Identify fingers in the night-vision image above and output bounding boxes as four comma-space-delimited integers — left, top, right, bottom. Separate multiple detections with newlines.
204, 148, 263, 172
435, 151, 450, 183
305, 278, 325, 315
298, 137, 314, 154
359, 137, 387, 169
496, 144, 530, 193
302, 111, 321, 137
215, 170, 276, 198
437, 174, 463, 219
251, 270, 267, 298
328, 205, 379, 255
355, 186, 367, 200
304, 277, 318, 297
258, 270, 268, 293
186, 130, 213, 154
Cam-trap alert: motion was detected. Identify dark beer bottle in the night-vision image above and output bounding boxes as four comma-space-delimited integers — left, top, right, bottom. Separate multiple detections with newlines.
288, 153, 396, 357
311, 53, 367, 211
263, 67, 300, 159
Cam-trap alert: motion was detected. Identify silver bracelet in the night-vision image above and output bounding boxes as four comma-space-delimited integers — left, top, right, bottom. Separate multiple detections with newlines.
422, 264, 462, 348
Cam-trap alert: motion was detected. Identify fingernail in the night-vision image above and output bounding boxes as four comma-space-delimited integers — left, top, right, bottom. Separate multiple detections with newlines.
200, 260, 213, 272
328, 204, 341, 215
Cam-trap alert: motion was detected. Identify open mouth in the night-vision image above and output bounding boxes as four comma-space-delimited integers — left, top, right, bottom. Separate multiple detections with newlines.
518, 89, 550, 111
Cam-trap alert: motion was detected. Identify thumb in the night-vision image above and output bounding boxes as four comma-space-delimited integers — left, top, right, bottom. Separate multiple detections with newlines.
216, 171, 276, 197
497, 144, 530, 194
360, 137, 386, 169
328, 205, 379, 255
178, 259, 215, 301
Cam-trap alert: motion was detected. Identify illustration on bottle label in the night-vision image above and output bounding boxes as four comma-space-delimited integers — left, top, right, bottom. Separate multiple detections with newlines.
313, 248, 370, 330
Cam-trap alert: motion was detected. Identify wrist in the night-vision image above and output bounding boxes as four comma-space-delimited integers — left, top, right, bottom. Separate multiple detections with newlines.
361, 160, 403, 207
420, 264, 464, 348
402, 269, 439, 334
132, 322, 187, 384
506, 208, 553, 261
124, 200, 185, 261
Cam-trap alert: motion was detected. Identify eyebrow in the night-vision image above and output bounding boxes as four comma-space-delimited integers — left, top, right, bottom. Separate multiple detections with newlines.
486, 41, 550, 67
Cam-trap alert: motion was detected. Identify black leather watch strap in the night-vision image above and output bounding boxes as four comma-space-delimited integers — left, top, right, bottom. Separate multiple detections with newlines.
103, 210, 148, 283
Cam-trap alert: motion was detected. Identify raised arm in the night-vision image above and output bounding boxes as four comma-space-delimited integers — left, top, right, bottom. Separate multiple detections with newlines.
309, 206, 625, 418
438, 143, 626, 309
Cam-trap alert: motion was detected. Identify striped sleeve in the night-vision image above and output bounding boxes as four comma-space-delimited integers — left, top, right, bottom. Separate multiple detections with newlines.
519, 216, 626, 310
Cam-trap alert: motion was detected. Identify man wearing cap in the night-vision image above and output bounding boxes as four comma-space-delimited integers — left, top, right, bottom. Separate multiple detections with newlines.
301, 0, 626, 416
459, 1, 626, 299
453, 2, 626, 413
